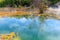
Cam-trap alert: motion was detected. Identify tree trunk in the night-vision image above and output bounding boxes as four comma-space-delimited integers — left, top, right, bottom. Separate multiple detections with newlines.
32, 0, 48, 14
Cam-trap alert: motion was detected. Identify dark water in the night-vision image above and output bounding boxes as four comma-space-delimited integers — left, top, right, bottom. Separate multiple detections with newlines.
0, 17, 60, 40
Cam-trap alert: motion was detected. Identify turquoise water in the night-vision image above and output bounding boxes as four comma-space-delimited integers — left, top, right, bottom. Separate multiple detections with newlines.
0, 17, 60, 40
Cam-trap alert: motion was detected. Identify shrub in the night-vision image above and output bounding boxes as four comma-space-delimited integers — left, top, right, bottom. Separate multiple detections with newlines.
0, 0, 31, 7
49, 0, 60, 5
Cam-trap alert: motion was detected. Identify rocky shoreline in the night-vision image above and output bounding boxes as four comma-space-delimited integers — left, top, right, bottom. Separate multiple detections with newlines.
45, 7, 60, 19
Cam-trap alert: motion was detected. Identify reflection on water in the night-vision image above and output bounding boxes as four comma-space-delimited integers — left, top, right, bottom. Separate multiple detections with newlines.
0, 17, 60, 40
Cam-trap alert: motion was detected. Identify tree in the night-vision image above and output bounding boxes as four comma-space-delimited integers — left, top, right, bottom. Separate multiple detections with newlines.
32, 0, 48, 14
49, 0, 60, 5
0, 0, 31, 7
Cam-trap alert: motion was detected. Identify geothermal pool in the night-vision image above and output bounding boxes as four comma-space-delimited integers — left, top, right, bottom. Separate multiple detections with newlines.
0, 17, 60, 40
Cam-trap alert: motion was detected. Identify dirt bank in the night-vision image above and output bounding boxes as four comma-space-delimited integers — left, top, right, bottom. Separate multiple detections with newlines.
0, 7, 39, 17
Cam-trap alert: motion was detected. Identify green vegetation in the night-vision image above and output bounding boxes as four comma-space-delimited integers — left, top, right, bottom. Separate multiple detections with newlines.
0, 0, 60, 15
0, 0, 32, 7
49, 0, 60, 5
0, 0, 60, 7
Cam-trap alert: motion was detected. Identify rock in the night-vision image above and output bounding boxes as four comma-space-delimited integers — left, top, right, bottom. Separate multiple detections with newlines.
45, 7, 60, 19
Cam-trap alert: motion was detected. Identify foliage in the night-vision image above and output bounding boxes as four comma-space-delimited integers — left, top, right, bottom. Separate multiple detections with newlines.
21, 0, 31, 6
0, 0, 60, 7
49, 0, 60, 5
0, 0, 15, 7
0, 0, 32, 7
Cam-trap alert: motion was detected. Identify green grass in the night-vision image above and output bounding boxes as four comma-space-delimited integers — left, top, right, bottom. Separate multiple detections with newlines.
0, 0, 4, 2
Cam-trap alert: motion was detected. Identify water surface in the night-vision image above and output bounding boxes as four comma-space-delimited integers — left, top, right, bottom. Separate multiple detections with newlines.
0, 17, 60, 40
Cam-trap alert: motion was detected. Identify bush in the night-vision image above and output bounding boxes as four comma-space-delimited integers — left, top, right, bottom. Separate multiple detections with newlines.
0, 0, 32, 7
49, 0, 60, 5
21, 0, 31, 6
